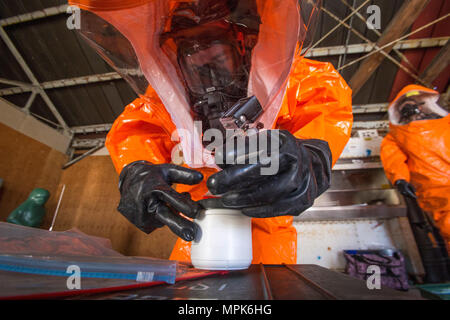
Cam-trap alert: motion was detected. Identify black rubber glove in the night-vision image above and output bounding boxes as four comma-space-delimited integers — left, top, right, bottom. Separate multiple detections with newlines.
207, 130, 332, 218
395, 179, 417, 199
117, 161, 204, 241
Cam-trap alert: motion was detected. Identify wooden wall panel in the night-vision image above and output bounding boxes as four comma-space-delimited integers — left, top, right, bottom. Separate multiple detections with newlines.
52, 156, 177, 259
0, 123, 176, 258
0, 123, 66, 223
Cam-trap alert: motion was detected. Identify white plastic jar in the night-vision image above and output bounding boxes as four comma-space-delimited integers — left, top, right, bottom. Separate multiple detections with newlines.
191, 208, 253, 270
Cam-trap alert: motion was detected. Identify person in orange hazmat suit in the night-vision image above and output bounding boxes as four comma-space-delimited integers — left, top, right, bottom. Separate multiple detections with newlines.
381, 84, 450, 251
69, 0, 353, 264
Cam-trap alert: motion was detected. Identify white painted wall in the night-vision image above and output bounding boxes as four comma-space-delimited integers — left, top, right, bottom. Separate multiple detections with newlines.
295, 220, 397, 268
294, 218, 423, 275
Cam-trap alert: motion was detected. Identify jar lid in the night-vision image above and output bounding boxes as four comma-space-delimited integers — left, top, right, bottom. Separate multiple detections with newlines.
199, 199, 245, 215
199, 198, 226, 209
202, 208, 243, 216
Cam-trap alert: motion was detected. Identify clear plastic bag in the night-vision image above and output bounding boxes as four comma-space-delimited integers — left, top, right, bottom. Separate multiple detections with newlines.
0, 223, 177, 284
0, 254, 177, 283
0, 222, 121, 257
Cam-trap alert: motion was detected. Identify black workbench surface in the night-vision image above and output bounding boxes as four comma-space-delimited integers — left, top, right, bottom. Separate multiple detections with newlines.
75, 264, 423, 300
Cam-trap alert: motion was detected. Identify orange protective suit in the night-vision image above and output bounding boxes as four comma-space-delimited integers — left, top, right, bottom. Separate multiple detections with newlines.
380, 85, 450, 248
106, 56, 353, 264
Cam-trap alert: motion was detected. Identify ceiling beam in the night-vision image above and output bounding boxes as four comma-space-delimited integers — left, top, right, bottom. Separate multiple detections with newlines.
323, 5, 428, 88
352, 103, 388, 114
332, 161, 383, 171
305, 37, 449, 58
418, 40, 450, 87
71, 123, 113, 134
0, 5, 68, 27
68, 103, 391, 135
348, 0, 430, 96
0, 77, 32, 88
23, 91, 38, 112
0, 72, 123, 96
0, 26, 70, 132
41, 72, 122, 90
353, 120, 389, 130
0, 97, 71, 151
0, 36, 447, 96
339, 0, 418, 74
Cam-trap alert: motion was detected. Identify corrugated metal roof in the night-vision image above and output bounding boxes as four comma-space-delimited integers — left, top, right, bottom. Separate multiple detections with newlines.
0, 0, 137, 127
311, 0, 405, 105
0, 0, 448, 130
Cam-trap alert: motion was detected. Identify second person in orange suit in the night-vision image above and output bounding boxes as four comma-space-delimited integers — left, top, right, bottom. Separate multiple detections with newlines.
381, 85, 450, 251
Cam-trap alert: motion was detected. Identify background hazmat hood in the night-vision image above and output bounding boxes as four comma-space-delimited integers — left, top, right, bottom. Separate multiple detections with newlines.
388, 85, 449, 126
68, 0, 321, 167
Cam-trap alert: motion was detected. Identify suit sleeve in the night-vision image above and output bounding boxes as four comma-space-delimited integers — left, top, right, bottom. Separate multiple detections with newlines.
276, 58, 353, 166
105, 92, 177, 174
380, 133, 410, 184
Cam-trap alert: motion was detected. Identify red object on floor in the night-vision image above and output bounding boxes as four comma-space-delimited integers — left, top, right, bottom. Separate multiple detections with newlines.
2, 270, 229, 300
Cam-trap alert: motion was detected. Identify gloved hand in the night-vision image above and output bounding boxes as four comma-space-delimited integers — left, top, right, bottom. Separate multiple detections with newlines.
117, 161, 204, 241
395, 179, 417, 199
207, 130, 332, 217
